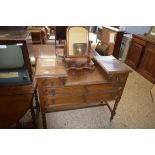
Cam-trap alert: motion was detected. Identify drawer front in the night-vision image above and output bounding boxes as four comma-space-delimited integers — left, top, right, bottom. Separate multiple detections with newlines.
42, 83, 119, 110
86, 84, 116, 93
44, 84, 117, 96
45, 92, 116, 107
45, 95, 83, 105
44, 86, 85, 96
86, 92, 116, 103
42, 78, 66, 88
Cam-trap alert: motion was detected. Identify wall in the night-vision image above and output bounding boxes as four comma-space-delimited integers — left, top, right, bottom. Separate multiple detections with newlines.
120, 26, 151, 34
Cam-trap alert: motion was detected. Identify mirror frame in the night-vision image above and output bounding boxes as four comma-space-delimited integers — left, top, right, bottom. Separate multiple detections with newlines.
65, 26, 90, 58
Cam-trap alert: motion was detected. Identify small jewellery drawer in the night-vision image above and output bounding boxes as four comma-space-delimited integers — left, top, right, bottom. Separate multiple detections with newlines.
42, 77, 66, 88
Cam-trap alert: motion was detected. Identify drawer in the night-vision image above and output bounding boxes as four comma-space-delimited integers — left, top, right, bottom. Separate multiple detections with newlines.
86, 92, 116, 103
42, 77, 66, 88
86, 84, 116, 93
44, 86, 85, 96
45, 95, 83, 105
45, 91, 117, 106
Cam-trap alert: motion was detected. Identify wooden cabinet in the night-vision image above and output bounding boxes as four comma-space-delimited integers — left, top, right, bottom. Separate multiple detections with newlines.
126, 39, 145, 69
126, 34, 155, 83
138, 44, 155, 82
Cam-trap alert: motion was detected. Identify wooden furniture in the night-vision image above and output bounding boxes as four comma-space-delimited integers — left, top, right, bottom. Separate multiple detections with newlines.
55, 26, 67, 42
95, 41, 109, 56
54, 26, 67, 56
55, 26, 67, 46
0, 30, 33, 82
101, 26, 124, 58
97, 27, 102, 41
64, 26, 94, 70
31, 30, 43, 44
126, 34, 155, 83
28, 27, 48, 44
119, 34, 132, 62
35, 56, 130, 128
0, 30, 37, 128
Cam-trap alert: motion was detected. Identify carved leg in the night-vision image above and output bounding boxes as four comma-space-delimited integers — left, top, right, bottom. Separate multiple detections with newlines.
102, 101, 113, 113
30, 100, 37, 128
34, 89, 40, 112
42, 112, 47, 129
110, 98, 119, 121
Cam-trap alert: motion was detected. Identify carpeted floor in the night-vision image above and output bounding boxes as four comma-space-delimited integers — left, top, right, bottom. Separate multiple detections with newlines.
34, 68, 155, 129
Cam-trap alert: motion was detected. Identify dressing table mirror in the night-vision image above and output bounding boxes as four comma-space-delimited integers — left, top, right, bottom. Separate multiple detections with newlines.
64, 26, 94, 70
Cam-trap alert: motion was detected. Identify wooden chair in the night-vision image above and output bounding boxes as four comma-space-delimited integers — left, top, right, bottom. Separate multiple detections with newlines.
31, 31, 42, 44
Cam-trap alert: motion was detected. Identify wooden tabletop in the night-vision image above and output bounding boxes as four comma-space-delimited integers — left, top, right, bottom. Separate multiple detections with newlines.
35, 57, 67, 78
32, 45, 131, 84
35, 57, 109, 86
94, 56, 131, 74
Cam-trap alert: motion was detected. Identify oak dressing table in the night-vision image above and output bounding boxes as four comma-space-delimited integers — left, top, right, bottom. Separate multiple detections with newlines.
35, 56, 131, 128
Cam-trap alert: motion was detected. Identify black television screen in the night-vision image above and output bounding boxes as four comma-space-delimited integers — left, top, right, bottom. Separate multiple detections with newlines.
0, 30, 32, 86
0, 43, 31, 85
0, 44, 25, 69
0, 43, 32, 85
